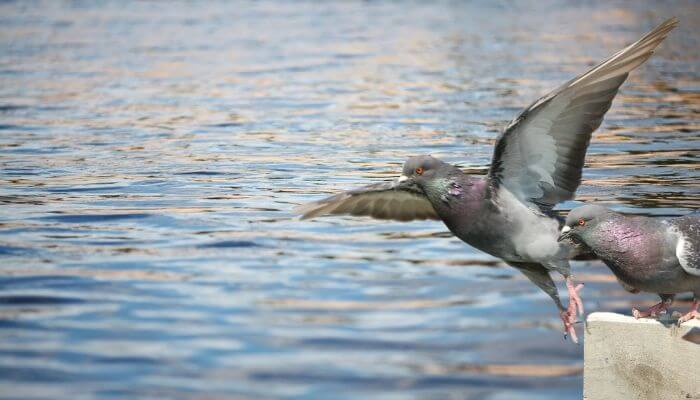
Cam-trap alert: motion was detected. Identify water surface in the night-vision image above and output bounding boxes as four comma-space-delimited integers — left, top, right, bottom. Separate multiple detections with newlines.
1, 1, 699, 399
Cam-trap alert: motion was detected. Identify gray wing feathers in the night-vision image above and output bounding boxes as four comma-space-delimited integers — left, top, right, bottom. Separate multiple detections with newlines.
294, 182, 439, 222
488, 18, 678, 211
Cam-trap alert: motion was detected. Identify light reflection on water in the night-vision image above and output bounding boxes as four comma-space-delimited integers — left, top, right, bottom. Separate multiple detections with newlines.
1, 1, 699, 399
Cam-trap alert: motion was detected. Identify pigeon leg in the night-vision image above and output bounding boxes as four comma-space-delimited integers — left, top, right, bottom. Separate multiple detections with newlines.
632, 294, 673, 319
510, 262, 578, 343
677, 299, 699, 325
565, 276, 584, 318
542, 262, 582, 327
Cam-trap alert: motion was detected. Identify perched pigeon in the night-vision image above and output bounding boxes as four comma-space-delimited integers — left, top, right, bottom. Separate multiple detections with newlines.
559, 204, 700, 324
295, 18, 678, 342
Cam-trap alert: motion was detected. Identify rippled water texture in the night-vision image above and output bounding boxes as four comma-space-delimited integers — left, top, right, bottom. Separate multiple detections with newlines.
1, 1, 699, 399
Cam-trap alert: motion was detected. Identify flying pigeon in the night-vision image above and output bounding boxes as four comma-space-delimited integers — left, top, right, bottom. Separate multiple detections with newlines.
559, 204, 699, 324
295, 18, 679, 342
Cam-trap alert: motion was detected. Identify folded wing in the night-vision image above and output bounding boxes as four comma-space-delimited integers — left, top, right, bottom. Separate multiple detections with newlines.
488, 18, 678, 212
294, 181, 439, 222
673, 215, 700, 276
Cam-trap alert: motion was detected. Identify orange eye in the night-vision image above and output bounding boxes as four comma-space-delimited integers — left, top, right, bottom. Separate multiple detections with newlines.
415, 167, 424, 175
578, 218, 585, 226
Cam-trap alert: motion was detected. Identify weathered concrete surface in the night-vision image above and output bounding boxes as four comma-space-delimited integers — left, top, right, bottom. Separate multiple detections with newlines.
584, 312, 700, 400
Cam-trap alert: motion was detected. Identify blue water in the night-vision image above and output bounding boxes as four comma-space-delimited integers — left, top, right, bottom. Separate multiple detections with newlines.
1, 1, 698, 399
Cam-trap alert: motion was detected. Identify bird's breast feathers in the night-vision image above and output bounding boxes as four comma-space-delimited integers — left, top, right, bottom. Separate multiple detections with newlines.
493, 186, 564, 261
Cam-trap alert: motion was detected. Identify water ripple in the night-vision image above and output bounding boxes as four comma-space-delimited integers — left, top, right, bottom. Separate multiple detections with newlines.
0, 1, 698, 399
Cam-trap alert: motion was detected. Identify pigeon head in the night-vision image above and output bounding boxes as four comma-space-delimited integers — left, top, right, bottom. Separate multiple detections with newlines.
397, 155, 458, 191
558, 204, 613, 243
401, 155, 450, 180
396, 155, 468, 206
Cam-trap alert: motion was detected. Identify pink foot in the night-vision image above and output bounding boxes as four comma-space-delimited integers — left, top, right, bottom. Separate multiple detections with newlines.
560, 310, 578, 344
632, 299, 672, 319
678, 300, 699, 325
559, 278, 584, 344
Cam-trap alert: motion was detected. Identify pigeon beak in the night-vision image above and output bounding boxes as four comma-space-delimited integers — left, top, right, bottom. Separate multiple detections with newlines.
397, 175, 409, 183
557, 226, 572, 242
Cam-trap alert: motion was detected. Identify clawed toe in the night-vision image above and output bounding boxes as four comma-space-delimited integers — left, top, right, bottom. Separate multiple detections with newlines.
560, 310, 579, 344
632, 307, 661, 319
677, 301, 699, 325
631, 299, 671, 320
632, 308, 665, 319
678, 311, 699, 325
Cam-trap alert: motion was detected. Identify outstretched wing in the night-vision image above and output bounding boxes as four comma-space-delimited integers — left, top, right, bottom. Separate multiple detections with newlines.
294, 181, 439, 222
487, 18, 678, 212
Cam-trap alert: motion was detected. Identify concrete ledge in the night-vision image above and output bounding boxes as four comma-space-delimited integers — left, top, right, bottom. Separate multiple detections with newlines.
584, 312, 700, 400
